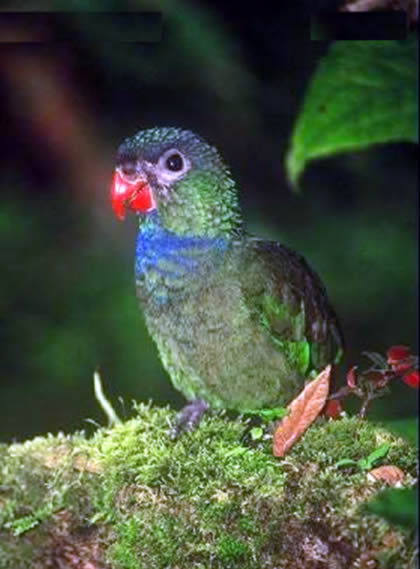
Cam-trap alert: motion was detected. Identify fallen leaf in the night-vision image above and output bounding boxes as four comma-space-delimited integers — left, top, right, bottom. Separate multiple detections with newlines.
273, 365, 331, 458
367, 465, 405, 485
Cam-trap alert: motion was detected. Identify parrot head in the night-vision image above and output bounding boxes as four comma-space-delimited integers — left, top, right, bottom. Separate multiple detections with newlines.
111, 127, 241, 237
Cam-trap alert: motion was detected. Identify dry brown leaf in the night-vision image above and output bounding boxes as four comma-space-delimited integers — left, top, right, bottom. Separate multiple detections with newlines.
367, 465, 405, 485
43, 445, 72, 468
273, 365, 331, 458
43, 448, 103, 474
72, 454, 104, 474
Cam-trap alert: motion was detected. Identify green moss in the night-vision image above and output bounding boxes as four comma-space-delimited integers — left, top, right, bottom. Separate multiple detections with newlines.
0, 405, 417, 569
216, 533, 248, 564
110, 514, 183, 569
291, 415, 418, 474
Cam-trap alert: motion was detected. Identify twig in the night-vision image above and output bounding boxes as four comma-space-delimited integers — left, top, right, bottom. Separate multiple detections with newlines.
340, 0, 394, 11
93, 370, 121, 426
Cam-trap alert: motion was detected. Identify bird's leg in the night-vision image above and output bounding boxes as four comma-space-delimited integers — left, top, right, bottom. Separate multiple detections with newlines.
170, 399, 209, 438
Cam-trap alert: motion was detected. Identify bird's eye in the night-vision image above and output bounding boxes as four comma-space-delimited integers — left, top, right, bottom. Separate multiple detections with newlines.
165, 152, 184, 172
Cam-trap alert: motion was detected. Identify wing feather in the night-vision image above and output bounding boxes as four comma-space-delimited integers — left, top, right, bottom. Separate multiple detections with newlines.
241, 238, 344, 371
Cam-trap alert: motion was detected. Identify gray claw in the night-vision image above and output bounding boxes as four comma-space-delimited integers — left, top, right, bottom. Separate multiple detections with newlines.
170, 399, 209, 438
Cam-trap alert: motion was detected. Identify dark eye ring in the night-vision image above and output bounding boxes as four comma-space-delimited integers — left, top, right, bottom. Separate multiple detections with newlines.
165, 152, 184, 172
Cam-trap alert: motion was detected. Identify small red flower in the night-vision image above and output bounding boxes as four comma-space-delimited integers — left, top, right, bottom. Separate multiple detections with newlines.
324, 399, 343, 419
402, 370, 419, 389
346, 366, 357, 389
387, 345, 411, 366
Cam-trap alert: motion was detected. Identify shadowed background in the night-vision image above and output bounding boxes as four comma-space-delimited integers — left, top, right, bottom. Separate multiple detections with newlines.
0, 1, 417, 442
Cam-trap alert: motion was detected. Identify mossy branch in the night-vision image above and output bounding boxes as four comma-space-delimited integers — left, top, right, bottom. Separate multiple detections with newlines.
0, 405, 417, 569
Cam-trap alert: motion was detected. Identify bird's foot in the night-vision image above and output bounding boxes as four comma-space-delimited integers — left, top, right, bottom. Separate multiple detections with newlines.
170, 399, 209, 439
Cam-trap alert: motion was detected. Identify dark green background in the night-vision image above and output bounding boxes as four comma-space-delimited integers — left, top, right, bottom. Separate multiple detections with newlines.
0, 2, 417, 442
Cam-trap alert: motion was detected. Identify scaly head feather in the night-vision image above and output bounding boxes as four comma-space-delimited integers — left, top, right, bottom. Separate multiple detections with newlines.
111, 127, 242, 237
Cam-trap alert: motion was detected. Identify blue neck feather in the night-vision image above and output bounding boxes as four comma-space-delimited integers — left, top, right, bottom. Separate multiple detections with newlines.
135, 213, 228, 303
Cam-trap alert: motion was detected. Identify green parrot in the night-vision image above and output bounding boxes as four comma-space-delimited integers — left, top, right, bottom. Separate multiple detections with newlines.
111, 127, 343, 434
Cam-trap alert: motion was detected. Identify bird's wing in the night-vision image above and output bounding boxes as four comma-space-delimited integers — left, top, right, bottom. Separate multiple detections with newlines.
239, 238, 344, 374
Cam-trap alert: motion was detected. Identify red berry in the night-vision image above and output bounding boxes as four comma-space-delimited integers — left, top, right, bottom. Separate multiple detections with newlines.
387, 345, 411, 366
324, 399, 343, 419
402, 370, 419, 388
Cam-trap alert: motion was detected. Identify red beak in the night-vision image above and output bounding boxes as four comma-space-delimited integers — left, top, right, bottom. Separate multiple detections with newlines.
110, 170, 156, 220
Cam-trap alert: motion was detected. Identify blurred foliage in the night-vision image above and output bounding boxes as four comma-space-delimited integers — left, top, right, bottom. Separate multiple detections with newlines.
0, 190, 177, 441
366, 417, 418, 533
365, 487, 418, 529
383, 418, 418, 448
286, 37, 418, 185
365, 416, 418, 533
0, 2, 417, 441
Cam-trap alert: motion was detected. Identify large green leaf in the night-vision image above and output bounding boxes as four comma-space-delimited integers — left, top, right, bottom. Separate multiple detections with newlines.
286, 38, 418, 187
